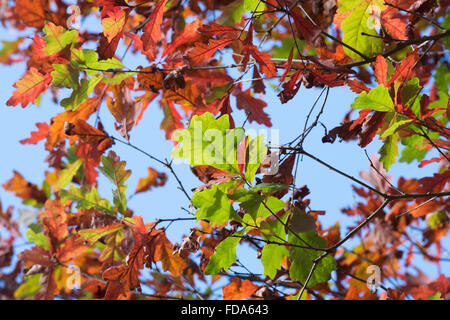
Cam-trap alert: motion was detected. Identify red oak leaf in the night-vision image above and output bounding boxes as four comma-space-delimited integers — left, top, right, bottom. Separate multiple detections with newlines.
141, 0, 167, 52
6, 68, 52, 108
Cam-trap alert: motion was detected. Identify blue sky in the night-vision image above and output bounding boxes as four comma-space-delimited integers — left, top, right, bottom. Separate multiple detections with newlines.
0, 13, 447, 297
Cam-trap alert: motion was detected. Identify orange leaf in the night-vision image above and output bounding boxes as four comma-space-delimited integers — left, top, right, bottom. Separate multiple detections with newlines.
135, 168, 168, 194
374, 56, 388, 86
222, 278, 258, 300
46, 98, 98, 151
102, 6, 127, 43
3, 171, 47, 204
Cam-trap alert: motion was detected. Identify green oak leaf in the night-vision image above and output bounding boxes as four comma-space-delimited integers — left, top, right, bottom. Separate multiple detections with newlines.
60, 185, 116, 216
204, 228, 246, 275
60, 75, 103, 110
51, 63, 79, 89
288, 231, 336, 287
339, 0, 384, 61
54, 158, 83, 190
351, 84, 395, 112
43, 21, 78, 55
261, 244, 288, 279
79, 224, 124, 245
191, 183, 237, 226
379, 132, 399, 171
26, 224, 50, 251
99, 151, 131, 215
240, 194, 286, 225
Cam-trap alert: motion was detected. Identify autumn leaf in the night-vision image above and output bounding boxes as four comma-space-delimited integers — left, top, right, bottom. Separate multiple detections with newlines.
222, 278, 258, 300
102, 6, 127, 43
233, 86, 272, 127
106, 83, 144, 140
141, 0, 167, 52
6, 68, 52, 108
290, 8, 322, 44
3, 171, 47, 205
135, 168, 168, 194
20, 122, 49, 145
46, 98, 98, 151
187, 39, 233, 66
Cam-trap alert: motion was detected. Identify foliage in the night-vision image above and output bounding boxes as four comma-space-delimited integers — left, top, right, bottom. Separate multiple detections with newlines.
0, 0, 449, 301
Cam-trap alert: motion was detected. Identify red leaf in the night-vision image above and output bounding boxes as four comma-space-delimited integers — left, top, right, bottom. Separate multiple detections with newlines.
141, 0, 167, 52
198, 22, 240, 37
20, 122, 49, 145
187, 39, 233, 65
346, 79, 370, 93
240, 23, 276, 78
358, 111, 386, 148
101, 6, 126, 43
290, 8, 321, 44
418, 156, 444, 168
161, 100, 184, 140
237, 136, 249, 174
3, 171, 47, 204
162, 19, 201, 57
388, 49, 419, 86
6, 67, 52, 108
126, 32, 155, 60
279, 47, 294, 83
250, 47, 277, 78
278, 69, 302, 103
233, 86, 271, 127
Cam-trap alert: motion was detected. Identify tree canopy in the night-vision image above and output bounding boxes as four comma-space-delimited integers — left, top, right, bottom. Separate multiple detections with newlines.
0, 0, 449, 300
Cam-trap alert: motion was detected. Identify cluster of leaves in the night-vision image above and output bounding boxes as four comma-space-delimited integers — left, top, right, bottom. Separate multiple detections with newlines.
0, 0, 449, 300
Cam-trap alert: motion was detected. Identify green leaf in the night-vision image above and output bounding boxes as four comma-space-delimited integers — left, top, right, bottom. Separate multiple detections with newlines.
79, 224, 124, 245
379, 132, 399, 171
102, 72, 135, 85
240, 194, 286, 225
380, 119, 412, 139
261, 244, 288, 279
351, 84, 394, 112
339, 0, 384, 61
43, 22, 78, 55
26, 224, 50, 251
427, 292, 443, 300
400, 135, 427, 163
172, 112, 244, 173
54, 158, 83, 190
288, 231, 336, 287
51, 64, 79, 89
260, 212, 288, 240
191, 183, 236, 226
60, 185, 116, 216
204, 228, 246, 275
99, 150, 131, 214
60, 75, 103, 110
401, 77, 421, 108
245, 134, 268, 184
14, 273, 42, 299
250, 183, 290, 195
